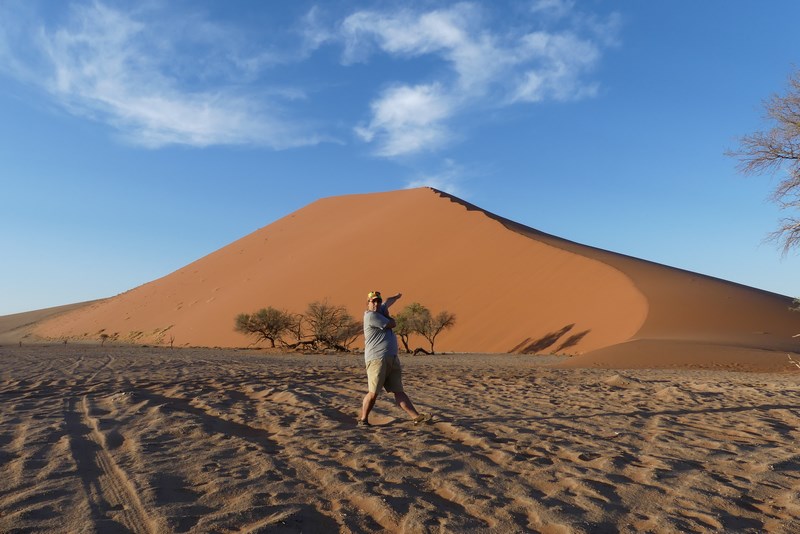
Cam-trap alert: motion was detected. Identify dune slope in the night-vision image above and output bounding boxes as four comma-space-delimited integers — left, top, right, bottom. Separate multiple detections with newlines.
0, 301, 101, 344
31, 188, 799, 366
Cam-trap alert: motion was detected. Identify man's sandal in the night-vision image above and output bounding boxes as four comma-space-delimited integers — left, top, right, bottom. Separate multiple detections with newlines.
413, 413, 432, 425
357, 419, 371, 427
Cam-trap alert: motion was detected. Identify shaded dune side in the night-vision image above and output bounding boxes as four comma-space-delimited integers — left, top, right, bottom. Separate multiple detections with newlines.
434, 191, 800, 367
33, 188, 647, 354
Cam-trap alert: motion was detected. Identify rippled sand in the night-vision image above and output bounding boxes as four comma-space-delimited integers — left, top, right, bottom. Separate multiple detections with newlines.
1, 345, 799, 533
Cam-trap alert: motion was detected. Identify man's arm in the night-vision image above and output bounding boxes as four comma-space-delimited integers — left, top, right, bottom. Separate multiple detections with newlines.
383, 293, 402, 309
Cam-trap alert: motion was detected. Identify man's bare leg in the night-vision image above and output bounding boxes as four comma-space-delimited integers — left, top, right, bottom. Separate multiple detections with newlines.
360, 391, 378, 422
393, 391, 420, 419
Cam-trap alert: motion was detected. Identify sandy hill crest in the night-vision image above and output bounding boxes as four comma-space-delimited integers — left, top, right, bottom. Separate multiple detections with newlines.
19, 188, 800, 369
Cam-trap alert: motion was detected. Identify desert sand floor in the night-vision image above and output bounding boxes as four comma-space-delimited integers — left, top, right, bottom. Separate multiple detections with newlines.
1, 345, 799, 533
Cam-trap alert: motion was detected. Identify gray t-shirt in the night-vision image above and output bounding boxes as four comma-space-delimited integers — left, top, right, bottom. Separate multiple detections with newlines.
364, 309, 398, 363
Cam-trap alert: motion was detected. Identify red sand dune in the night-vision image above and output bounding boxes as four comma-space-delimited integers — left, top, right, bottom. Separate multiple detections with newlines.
32, 188, 800, 369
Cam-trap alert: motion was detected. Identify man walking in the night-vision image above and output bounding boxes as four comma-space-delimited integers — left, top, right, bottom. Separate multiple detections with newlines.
358, 291, 430, 426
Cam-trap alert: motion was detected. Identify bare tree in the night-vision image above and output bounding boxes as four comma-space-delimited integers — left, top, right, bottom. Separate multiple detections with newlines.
235, 307, 294, 347
287, 313, 305, 343
394, 312, 413, 353
304, 300, 360, 351
727, 68, 800, 254
414, 308, 456, 355
395, 302, 429, 353
337, 320, 363, 350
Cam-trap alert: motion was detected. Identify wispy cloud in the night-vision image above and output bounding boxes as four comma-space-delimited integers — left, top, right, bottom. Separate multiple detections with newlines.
530, 0, 576, 19
339, 1, 618, 157
508, 32, 601, 103
404, 159, 467, 197
355, 82, 455, 157
0, 1, 321, 148
0, 1, 619, 156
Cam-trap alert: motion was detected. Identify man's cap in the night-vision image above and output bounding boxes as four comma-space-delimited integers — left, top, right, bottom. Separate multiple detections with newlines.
367, 291, 382, 301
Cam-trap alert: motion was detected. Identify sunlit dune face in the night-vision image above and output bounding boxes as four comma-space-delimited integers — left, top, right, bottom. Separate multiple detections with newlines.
29, 188, 800, 364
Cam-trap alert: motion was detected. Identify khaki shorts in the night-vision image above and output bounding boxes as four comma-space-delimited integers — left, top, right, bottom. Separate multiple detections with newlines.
366, 355, 404, 393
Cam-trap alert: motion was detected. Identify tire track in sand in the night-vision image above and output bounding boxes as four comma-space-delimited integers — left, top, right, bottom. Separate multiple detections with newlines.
63, 395, 161, 533
133, 387, 403, 531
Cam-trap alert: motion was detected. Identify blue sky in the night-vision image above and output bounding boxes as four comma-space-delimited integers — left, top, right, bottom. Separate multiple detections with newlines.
1, 0, 798, 316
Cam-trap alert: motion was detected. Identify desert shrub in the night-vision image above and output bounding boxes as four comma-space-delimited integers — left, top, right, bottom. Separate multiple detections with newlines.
416, 310, 456, 355
395, 302, 428, 353
304, 300, 361, 350
336, 320, 364, 350
234, 307, 294, 347
286, 313, 304, 342
396, 302, 456, 354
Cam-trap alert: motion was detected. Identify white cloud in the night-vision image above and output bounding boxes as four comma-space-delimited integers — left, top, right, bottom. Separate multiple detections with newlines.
342, 3, 503, 156
405, 159, 466, 196
341, 3, 500, 91
0, 1, 620, 156
0, 1, 320, 149
342, 4, 475, 61
298, 6, 338, 61
510, 32, 601, 102
530, 0, 576, 19
340, 2, 618, 157
355, 83, 454, 156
